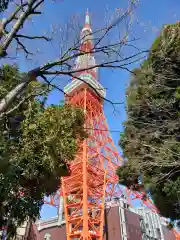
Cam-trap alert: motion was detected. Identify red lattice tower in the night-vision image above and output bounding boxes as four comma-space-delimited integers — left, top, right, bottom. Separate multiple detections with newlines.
44, 11, 179, 240
61, 11, 124, 239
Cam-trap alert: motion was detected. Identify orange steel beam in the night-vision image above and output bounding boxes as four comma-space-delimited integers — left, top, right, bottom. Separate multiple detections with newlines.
82, 88, 89, 239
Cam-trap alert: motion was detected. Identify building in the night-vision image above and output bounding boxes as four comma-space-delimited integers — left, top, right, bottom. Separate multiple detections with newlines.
26, 199, 176, 240
0, 220, 37, 240
132, 208, 176, 240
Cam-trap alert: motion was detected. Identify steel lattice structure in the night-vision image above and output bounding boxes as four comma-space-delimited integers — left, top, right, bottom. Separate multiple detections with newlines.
62, 87, 124, 239
44, 11, 180, 240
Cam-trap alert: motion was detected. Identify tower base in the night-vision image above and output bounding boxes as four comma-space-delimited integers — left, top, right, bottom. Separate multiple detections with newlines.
20, 200, 177, 240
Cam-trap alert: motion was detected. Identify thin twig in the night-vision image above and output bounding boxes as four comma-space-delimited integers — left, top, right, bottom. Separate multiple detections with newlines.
15, 34, 51, 41
15, 37, 33, 57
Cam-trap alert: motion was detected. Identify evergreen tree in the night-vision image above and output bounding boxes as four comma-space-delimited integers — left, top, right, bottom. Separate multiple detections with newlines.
117, 23, 180, 223
0, 65, 86, 236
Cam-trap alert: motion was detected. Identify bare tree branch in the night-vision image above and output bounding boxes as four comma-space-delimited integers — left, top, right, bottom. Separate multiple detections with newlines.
0, 67, 40, 113
2, 2, 28, 30
40, 75, 67, 96
0, 44, 146, 114
31, 0, 44, 11
15, 34, 51, 41
0, 90, 46, 119
15, 37, 33, 57
0, 0, 45, 57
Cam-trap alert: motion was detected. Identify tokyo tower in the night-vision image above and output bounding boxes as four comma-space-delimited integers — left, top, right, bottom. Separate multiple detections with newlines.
62, 10, 123, 239
44, 10, 175, 240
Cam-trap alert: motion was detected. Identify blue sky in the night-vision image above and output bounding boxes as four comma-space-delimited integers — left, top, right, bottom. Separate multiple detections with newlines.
2, 0, 180, 219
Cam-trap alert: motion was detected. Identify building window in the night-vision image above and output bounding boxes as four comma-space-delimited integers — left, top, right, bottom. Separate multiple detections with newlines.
44, 233, 51, 240
156, 228, 161, 238
123, 203, 128, 209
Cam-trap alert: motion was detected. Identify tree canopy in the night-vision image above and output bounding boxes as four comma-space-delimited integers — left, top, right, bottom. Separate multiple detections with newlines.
117, 22, 180, 223
0, 64, 86, 236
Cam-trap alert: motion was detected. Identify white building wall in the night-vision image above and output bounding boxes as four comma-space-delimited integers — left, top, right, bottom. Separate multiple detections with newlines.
133, 207, 164, 240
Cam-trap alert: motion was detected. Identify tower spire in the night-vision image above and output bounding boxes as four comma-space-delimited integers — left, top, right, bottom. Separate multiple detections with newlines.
85, 8, 90, 25
72, 10, 98, 80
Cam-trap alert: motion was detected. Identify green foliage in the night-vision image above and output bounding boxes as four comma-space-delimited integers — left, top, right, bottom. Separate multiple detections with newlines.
0, 65, 86, 234
117, 23, 180, 221
116, 162, 139, 189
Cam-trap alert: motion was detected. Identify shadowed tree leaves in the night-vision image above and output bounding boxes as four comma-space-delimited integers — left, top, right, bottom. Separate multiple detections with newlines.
117, 22, 180, 222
